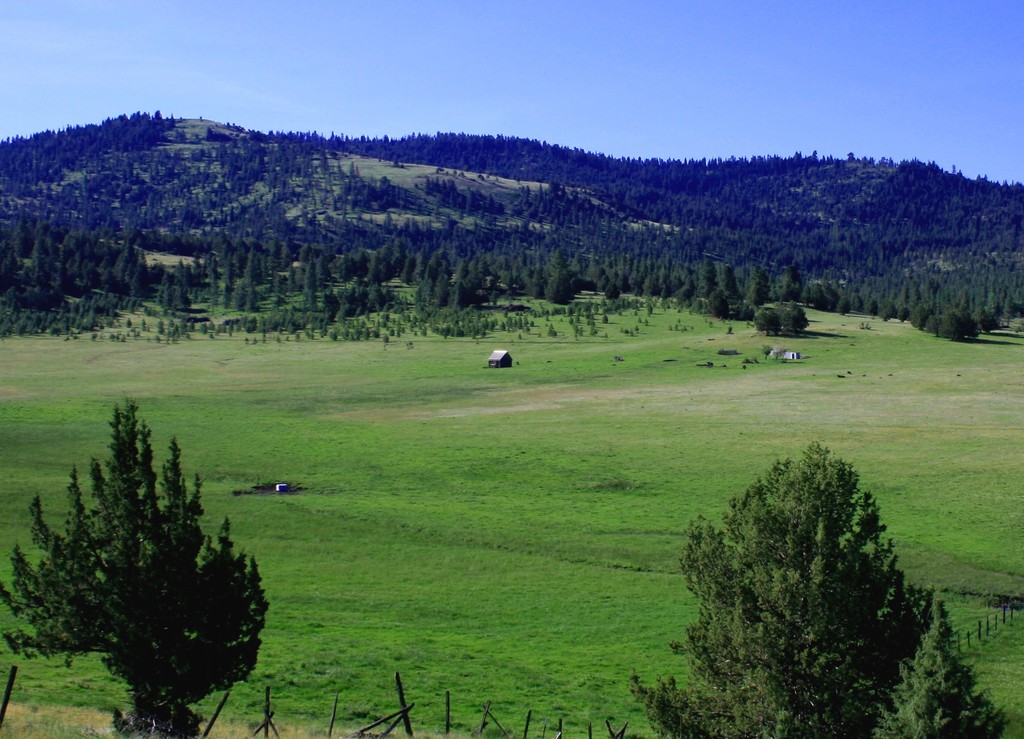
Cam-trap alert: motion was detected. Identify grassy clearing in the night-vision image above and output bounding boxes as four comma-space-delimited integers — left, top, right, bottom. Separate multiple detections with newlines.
1, 307, 1023, 735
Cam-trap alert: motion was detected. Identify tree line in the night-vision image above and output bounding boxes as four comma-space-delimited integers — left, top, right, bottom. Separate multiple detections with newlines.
0, 218, 1011, 342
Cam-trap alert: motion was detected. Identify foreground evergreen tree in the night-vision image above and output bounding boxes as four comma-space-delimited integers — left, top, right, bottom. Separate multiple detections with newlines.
0, 400, 268, 736
875, 598, 1006, 738
633, 443, 929, 738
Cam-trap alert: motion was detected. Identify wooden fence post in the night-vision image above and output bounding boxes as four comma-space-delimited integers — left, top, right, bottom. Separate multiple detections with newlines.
445, 690, 451, 735
266, 683, 274, 736
0, 665, 17, 732
523, 709, 532, 739
328, 692, 340, 739
253, 685, 279, 738
395, 672, 413, 737
265, 686, 272, 739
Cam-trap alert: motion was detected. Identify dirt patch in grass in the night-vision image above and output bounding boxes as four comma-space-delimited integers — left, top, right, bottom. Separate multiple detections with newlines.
232, 483, 304, 496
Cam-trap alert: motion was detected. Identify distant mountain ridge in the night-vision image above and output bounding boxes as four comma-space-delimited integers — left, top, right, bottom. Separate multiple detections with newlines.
1, 111, 1023, 281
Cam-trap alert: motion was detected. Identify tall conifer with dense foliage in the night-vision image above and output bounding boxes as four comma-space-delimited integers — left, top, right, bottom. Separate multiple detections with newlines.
0, 400, 268, 736
875, 598, 1005, 738
633, 443, 929, 738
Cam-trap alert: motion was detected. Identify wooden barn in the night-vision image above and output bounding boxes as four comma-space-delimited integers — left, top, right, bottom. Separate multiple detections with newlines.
488, 349, 513, 368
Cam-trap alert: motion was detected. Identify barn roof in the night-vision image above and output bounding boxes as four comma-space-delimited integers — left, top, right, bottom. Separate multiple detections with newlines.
489, 349, 510, 360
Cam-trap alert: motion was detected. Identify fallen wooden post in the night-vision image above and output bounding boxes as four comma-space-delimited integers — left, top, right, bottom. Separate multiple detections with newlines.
350, 703, 415, 738
489, 709, 509, 737
606, 719, 627, 739
201, 690, 230, 738
474, 701, 491, 736
379, 711, 412, 738
473, 701, 510, 738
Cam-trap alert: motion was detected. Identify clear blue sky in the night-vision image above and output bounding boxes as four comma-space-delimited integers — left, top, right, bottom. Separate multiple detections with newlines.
2, 1, 1022, 183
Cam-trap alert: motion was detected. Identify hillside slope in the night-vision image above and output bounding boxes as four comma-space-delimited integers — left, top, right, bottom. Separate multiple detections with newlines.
2, 112, 1023, 281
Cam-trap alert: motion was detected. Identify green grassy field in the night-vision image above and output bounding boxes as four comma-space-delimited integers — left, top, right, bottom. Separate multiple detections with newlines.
1, 306, 1023, 736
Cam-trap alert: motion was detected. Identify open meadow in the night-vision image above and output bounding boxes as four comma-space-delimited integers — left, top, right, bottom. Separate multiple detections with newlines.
1, 305, 1023, 736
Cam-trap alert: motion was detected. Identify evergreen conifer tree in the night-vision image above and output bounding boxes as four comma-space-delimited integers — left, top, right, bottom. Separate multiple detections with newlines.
0, 400, 268, 737
874, 598, 1006, 738
633, 443, 929, 738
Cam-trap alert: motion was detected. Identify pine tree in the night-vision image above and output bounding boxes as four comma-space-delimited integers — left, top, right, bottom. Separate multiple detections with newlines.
875, 598, 1006, 738
746, 265, 771, 308
707, 287, 731, 319
698, 258, 718, 299
0, 400, 268, 737
753, 305, 782, 335
778, 301, 809, 333
718, 263, 741, 306
544, 250, 575, 304
633, 443, 929, 738
778, 264, 803, 302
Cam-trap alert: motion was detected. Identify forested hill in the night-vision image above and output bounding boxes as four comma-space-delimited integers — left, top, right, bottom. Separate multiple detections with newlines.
2, 112, 1023, 278
3, 111, 1024, 338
